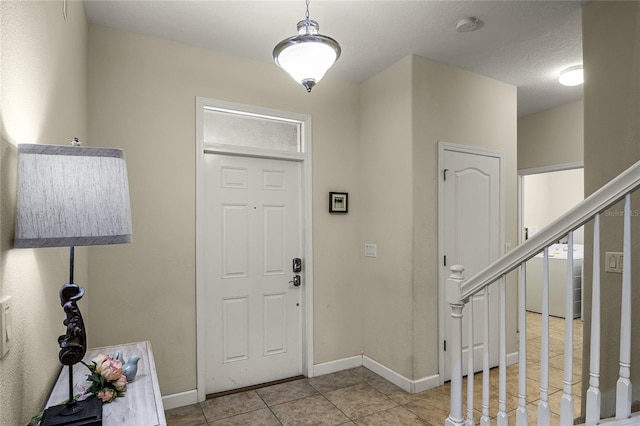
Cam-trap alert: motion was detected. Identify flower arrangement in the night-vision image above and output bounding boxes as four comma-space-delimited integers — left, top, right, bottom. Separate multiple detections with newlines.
81, 353, 128, 403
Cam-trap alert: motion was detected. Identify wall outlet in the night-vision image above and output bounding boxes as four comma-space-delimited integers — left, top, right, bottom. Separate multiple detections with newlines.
0, 296, 13, 359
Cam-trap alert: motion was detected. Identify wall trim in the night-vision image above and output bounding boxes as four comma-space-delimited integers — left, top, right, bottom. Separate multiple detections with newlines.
312, 355, 363, 377
163, 352, 519, 410
507, 351, 519, 366
518, 161, 584, 176
363, 356, 440, 394
162, 390, 199, 411
314, 355, 441, 394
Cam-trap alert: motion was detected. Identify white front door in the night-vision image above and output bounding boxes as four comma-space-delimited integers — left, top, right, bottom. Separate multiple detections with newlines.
439, 143, 503, 381
203, 153, 303, 394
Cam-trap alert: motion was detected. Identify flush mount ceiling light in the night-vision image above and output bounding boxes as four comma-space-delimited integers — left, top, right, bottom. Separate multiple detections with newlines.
559, 65, 584, 86
273, 0, 341, 93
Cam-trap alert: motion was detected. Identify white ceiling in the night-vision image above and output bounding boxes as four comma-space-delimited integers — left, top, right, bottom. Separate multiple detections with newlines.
84, 0, 587, 117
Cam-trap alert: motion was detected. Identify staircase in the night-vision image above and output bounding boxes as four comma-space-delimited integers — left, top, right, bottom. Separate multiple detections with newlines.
445, 160, 640, 425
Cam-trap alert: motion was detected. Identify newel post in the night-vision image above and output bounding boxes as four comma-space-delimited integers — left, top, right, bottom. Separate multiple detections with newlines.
446, 265, 466, 426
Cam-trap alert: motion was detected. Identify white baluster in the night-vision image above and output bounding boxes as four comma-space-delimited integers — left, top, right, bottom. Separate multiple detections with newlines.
561, 232, 575, 425
616, 194, 632, 419
480, 286, 491, 426
538, 247, 551, 424
586, 214, 601, 424
516, 262, 528, 426
466, 299, 475, 426
446, 265, 466, 426
497, 275, 508, 425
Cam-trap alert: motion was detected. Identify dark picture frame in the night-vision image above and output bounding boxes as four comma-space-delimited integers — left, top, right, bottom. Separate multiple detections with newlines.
329, 192, 348, 213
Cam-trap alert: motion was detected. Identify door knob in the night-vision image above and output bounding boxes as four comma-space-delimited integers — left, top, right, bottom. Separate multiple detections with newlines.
289, 275, 301, 287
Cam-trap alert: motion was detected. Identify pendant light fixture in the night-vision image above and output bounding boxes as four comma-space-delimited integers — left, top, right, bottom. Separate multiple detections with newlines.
273, 0, 341, 93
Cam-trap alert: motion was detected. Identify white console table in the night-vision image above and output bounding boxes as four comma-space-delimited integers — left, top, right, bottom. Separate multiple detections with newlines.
45, 341, 166, 425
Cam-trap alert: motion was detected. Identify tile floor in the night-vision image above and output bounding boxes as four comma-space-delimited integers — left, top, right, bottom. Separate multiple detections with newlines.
166, 312, 583, 425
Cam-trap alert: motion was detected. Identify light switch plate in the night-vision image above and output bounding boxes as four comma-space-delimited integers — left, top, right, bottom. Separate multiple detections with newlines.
364, 243, 377, 258
605, 252, 623, 274
0, 295, 12, 358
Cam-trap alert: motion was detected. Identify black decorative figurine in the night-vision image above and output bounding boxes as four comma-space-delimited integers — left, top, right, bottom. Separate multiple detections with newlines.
40, 248, 102, 426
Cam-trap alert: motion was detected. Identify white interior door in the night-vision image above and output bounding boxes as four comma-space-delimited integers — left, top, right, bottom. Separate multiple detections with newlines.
439, 143, 503, 381
203, 153, 303, 394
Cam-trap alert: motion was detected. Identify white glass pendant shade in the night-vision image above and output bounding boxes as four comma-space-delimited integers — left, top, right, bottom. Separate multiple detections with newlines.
273, 19, 341, 92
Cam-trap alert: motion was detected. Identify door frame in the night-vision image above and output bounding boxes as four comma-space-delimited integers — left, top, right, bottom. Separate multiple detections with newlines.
195, 97, 314, 401
437, 141, 505, 384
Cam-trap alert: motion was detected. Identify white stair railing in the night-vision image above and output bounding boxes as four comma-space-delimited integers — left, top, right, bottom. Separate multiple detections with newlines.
446, 159, 640, 426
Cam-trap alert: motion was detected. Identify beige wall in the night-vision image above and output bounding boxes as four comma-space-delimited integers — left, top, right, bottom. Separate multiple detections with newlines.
0, 1, 89, 424
523, 169, 585, 244
582, 1, 640, 417
518, 101, 584, 170
358, 55, 518, 380
359, 57, 415, 377
87, 25, 362, 395
411, 56, 519, 378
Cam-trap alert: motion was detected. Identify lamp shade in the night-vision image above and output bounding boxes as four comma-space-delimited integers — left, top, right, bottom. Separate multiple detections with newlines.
14, 144, 132, 248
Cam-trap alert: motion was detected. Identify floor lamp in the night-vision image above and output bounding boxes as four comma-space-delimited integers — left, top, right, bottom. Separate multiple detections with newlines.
14, 141, 132, 425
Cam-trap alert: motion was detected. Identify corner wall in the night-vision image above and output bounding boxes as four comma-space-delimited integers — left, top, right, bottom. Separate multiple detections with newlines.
412, 56, 518, 379
358, 55, 518, 381
359, 57, 415, 378
582, 1, 640, 417
0, 2, 89, 424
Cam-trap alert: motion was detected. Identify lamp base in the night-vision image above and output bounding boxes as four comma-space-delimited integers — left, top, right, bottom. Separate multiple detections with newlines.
40, 396, 102, 426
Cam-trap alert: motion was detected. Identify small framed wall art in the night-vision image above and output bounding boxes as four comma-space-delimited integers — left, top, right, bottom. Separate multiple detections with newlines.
329, 192, 348, 213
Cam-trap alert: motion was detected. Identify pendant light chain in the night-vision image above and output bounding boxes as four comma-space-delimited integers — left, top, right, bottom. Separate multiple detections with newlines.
272, 0, 341, 92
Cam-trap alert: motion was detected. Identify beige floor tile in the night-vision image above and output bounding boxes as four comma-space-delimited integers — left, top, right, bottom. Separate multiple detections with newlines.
208, 408, 281, 426
271, 394, 349, 426
404, 398, 452, 425
349, 366, 380, 382
354, 406, 428, 426
324, 383, 398, 419
201, 391, 267, 422
257, 379, 318, 406
309, 370, 363, 393
367, 376, 418, 405
165, 403, 208, 426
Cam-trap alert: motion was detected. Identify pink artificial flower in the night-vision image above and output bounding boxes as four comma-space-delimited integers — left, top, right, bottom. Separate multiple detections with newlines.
100, 358, 123, 382
97, 388, 117, 403
91, 354, 110, 374
113, 374, 127, 392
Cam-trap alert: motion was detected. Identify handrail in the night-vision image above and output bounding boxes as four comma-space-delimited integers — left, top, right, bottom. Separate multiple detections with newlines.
459, 159, 640, 300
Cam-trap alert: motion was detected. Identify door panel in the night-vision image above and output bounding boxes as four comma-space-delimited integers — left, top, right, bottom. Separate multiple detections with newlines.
441, 146, 502, 380
204, 154, 303, 393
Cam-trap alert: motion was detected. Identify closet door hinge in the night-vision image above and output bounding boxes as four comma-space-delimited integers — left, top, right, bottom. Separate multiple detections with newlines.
443, 168, 449, 181
444, 340, 447, 351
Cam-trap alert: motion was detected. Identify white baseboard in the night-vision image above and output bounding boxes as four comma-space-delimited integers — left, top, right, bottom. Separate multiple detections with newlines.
312, 354, 363, 377
362, 355, 412, 393
162, 389, 198, 410
412, 373, 441, 394
507, 351, 518, 366
363, 356, 440, 394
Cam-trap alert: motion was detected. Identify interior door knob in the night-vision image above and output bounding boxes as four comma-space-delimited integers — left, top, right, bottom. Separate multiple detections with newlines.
289, 275, 301, 287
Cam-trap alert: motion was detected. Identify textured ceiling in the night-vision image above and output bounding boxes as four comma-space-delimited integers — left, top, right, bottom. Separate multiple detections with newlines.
85, 0, 586, 116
